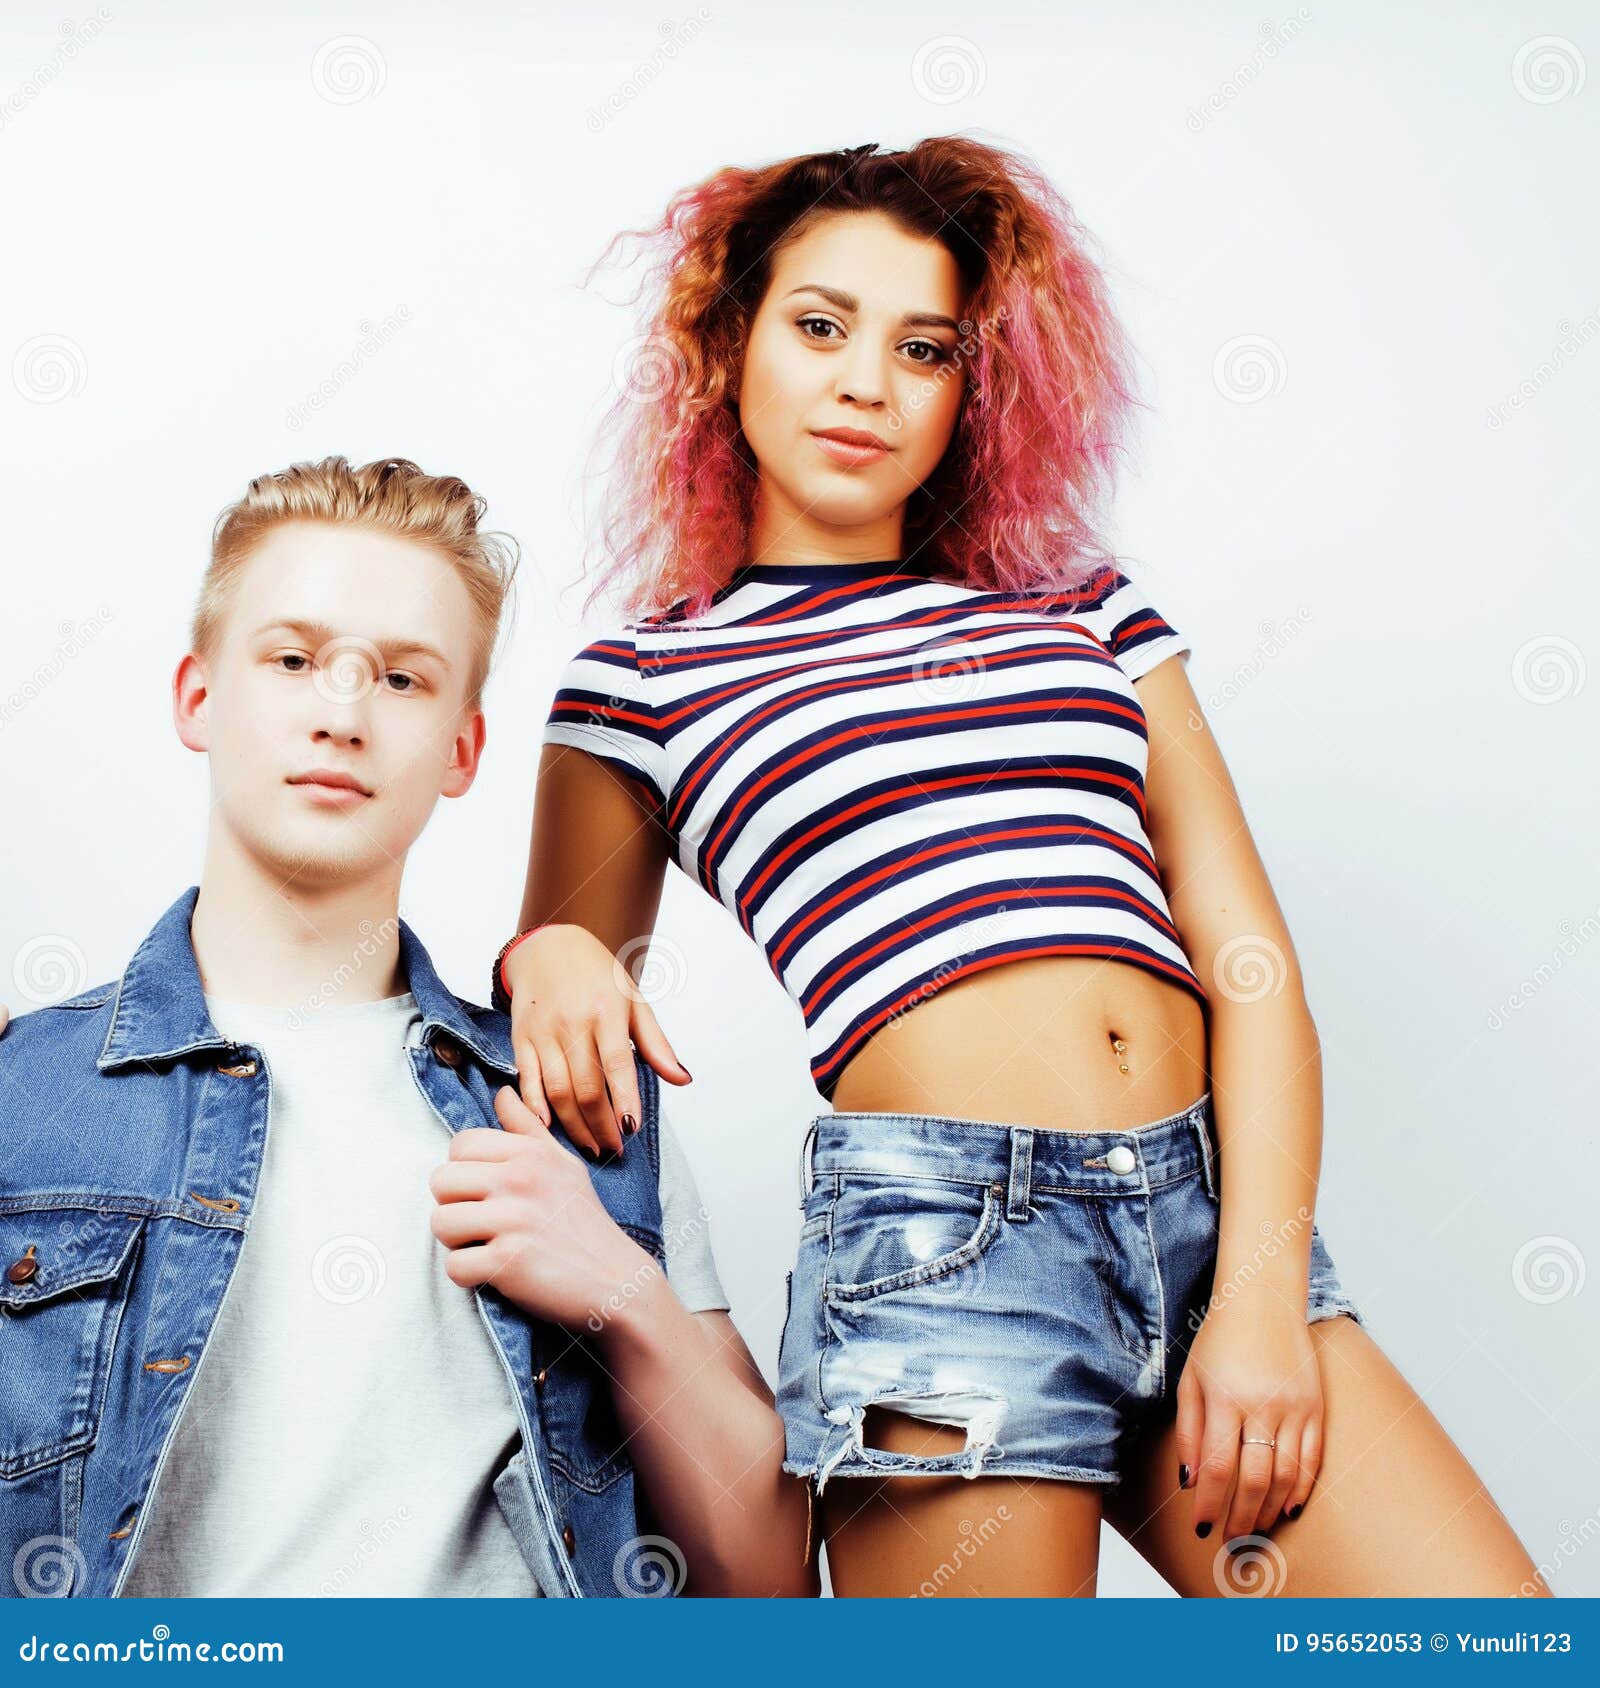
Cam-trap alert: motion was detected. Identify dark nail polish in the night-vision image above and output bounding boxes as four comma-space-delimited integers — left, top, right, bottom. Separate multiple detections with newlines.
1178, 1463, 1191, 1489
621, 1113, 638, 1136
1195, 1521, 1211, 1539
681, 1066, 692, 1081
1285, 1503, 1302, 1520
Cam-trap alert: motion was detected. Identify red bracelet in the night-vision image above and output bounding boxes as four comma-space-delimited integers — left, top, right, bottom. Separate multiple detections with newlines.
491, 925, 549, 1013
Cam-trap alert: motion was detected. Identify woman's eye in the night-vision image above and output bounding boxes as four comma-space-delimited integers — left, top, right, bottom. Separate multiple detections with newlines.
903, 339, 950, 365
797, 314, 842, 342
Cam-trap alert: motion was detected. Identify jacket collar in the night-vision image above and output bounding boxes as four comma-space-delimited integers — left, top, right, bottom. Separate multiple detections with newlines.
98, 885, 516, 1078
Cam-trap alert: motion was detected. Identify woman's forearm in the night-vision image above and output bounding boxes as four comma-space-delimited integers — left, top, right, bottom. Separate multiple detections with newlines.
1207, 990, 1324, 1306
594, 1269, 817, 1596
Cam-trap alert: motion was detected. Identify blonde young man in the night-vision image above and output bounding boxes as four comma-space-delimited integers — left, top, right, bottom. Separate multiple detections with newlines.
0, 457, 814, 1599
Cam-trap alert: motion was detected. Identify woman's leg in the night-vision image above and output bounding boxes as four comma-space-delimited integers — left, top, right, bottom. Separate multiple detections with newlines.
1102, 1313, 1553, 1597
817, 1406, 1105, 1596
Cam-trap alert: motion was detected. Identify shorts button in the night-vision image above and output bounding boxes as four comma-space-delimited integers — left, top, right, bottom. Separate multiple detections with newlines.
561, 1524, 576, 1555
1106, 1145, 1137, 1175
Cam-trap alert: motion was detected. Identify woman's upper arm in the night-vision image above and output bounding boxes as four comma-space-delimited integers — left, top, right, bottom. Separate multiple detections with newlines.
520, 740, 672, 957
1136, 655, 1309, 997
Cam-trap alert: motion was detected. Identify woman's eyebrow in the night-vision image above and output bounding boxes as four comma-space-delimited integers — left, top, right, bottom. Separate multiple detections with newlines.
783, 282, 960, 333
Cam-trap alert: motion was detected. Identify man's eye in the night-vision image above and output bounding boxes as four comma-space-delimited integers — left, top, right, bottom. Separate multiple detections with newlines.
385, 672, 419, 694
275, 653, 310, 672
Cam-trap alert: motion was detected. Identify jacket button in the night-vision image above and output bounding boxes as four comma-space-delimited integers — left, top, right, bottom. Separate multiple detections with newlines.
431, 1033, 464, 1068
534, 1367, 548, 1388
562, 1524, 576, 1556
6, 1246, 39, 1286
217, 1056, 258, 1077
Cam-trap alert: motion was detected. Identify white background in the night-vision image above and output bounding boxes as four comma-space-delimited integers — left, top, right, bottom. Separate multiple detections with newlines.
2, 0, 1596, 1596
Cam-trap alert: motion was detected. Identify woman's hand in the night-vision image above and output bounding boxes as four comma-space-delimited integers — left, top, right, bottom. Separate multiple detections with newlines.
1176, 1290, 1323, 1544
503, 923, 691, 1160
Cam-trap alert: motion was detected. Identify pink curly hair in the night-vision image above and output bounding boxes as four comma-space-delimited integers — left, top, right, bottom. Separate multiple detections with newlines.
579, 134, 1146, 622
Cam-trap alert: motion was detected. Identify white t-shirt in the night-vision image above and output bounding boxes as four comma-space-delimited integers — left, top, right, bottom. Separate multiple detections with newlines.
121, 990, 727, 1599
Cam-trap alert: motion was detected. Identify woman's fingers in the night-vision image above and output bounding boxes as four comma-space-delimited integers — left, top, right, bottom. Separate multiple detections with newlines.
0, 1003, 10, 1036
533, 1034, 601, 1158
629, 998, 691, 1085
510, 1033, 552, 1128
1192, 1398, 1242, 1538
560, 1022, 626, 1157
1223, 1425, 1280, 1542
1173, 1366, 1203, 1498
1257, 1411, 1306, 1532
1281, 1411, 1322, 1521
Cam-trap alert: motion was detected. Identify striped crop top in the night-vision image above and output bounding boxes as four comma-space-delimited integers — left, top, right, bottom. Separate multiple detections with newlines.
542, 555, 1206, 1101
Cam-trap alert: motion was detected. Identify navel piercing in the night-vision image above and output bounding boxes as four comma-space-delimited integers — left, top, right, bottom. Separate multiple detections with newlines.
1110, 1033, 1130, 1074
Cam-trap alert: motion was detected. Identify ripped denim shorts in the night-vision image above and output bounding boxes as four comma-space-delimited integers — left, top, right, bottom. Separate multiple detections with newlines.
775, 1091, 1363, 1495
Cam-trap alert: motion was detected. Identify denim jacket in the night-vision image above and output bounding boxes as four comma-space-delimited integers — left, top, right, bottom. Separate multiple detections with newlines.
0, 887, 670, 1599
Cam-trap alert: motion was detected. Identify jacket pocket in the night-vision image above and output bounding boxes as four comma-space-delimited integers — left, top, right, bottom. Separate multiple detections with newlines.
0, 1206, 144, 1480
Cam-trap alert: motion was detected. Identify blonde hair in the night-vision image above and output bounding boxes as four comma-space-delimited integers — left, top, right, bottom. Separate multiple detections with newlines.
194, 455, 519, 710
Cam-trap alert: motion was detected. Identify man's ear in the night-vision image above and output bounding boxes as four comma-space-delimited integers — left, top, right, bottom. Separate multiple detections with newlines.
172, 652, 210, 753
439, 707, 488, 800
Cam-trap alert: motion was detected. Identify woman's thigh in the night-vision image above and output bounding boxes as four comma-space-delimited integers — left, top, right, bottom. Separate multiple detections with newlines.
818, 1407, 1105, 1597
1102, 1313, 1552, 1597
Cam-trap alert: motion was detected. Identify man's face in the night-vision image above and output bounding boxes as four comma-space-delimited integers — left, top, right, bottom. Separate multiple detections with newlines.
177, 521, 485, 892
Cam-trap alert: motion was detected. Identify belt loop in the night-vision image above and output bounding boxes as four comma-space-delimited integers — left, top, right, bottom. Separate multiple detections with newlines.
1005, 1127, 1034, 1221
1190, 1100, 1217, 1199
800, 1115, 820, 1202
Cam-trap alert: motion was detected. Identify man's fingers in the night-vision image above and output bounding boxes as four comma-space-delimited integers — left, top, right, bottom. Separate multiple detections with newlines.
0, 1003, 10, 1037
495, 1081, 552, 1138
630, 1000, 691, 1085
448, 1127, 526, 1162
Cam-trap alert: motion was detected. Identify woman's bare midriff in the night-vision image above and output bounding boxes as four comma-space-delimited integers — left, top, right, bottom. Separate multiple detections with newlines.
827, 954, 1210, 1132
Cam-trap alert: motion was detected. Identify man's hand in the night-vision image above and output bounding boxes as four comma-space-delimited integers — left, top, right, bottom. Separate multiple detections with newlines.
427, 1084, 658, 1328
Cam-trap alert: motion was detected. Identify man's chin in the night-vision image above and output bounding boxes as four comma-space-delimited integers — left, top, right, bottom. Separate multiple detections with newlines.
243, 828, 392, 891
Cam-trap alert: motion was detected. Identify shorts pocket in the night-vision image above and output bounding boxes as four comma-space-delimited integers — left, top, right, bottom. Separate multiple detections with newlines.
823, 1175, 1002, 1304
0, 1206, 144, 1480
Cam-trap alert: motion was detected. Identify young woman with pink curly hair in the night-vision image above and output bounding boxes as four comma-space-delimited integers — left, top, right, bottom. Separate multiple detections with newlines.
490, 136, 1548, 1597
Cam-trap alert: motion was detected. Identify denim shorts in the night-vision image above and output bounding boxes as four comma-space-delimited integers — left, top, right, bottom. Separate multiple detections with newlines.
775, 1091, 1363, 1494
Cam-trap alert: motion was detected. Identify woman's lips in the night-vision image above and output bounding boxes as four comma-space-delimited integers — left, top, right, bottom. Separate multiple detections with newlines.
812, 433, 890, 467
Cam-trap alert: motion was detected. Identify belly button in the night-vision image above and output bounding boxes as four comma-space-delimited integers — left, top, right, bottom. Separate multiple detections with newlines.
1109, 1032, 1130, 1075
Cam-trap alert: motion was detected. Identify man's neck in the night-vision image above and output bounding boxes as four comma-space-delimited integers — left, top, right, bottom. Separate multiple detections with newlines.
189, 845, 406, 1011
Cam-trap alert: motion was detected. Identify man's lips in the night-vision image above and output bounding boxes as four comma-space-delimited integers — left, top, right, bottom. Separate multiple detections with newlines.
288, 771, 372, 800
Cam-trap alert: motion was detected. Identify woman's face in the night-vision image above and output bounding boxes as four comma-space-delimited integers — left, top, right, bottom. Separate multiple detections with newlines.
737, 209, 971, 561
